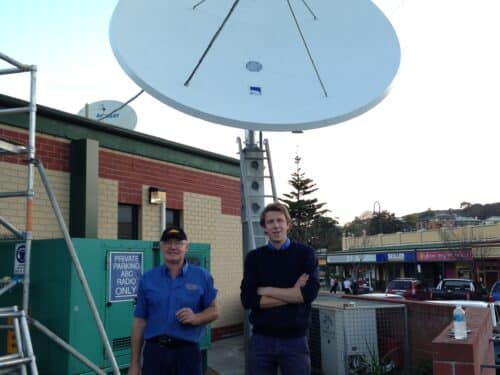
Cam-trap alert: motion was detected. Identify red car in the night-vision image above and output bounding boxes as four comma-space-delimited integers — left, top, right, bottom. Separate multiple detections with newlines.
385, 278, 430, 300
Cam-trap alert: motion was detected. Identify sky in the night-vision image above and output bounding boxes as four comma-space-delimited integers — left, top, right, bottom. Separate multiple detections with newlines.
1, 0, 500, 225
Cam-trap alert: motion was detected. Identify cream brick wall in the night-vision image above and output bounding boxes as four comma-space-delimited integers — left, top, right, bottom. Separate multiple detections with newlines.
183, 192, 243, 329
140, 185, 163, 241
0, 161, 69, 239
98, 178, 118, 239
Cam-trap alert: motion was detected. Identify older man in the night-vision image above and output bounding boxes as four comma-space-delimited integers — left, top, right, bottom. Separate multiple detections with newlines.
128, 226, 219, 375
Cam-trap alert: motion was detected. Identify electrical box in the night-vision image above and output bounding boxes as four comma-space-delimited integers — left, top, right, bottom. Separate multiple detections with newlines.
311, 298, 406, 375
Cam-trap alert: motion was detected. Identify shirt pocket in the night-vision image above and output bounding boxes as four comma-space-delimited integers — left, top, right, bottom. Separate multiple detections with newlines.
146, 288, 168, 309
177, 287, 203, 311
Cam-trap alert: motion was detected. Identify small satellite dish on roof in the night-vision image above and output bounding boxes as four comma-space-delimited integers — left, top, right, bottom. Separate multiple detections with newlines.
109, 0, 400, 132
77, 100, 137, 130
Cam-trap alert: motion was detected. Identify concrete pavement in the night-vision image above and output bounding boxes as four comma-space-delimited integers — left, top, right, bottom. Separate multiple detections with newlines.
207, 335, 245, 375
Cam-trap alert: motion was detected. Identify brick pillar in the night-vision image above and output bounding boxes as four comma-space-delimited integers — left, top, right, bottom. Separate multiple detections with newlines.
432, 308, 495, 375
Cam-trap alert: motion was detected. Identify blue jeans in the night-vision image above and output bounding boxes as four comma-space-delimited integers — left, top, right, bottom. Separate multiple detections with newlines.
142, 341, 201, 375
249, 334, 311, 375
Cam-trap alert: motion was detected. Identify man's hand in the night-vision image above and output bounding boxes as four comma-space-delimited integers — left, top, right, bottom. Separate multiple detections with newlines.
294, 273, 309, 288
257, 286, 268, 296
127, 362, 141, 375
176, 307, 198, 325
258, 273, 309, 297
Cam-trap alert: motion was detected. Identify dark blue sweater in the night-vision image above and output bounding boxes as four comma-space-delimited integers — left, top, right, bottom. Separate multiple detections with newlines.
240, 241, 320, 337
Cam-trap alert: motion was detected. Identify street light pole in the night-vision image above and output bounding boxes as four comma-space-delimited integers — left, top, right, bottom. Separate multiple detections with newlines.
373, 200, 382, 234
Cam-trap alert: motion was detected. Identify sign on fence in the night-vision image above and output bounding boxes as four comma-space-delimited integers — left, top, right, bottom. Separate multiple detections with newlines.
108, 252, 143, 303
13, 243, 26, 275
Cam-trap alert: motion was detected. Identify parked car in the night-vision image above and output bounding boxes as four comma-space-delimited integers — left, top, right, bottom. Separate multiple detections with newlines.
361, 292, 405, 300
489, 280, 500, 302
385, 278, 430, 300
430, 278, 488, 301
352, 279, 373, 295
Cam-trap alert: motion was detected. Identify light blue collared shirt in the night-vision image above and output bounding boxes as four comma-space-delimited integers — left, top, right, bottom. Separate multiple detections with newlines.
267, 238, 291, 251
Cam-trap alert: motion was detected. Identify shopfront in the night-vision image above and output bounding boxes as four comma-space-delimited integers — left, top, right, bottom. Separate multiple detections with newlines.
375, 251, 416, 291
326, 253, 377, 289
416, 249, 473, 287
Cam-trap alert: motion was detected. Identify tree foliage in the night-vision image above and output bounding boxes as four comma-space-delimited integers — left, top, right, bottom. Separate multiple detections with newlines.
280, 155, 341, 249
368, 210, 407, 235
344, 210, 409, 236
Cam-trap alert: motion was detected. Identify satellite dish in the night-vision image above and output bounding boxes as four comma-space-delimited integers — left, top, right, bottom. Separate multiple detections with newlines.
77, 100, 137, 130
109, 0, 400, 132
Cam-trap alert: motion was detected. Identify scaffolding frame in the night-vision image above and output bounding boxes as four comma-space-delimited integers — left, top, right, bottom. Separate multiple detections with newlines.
0, 52, 119, 375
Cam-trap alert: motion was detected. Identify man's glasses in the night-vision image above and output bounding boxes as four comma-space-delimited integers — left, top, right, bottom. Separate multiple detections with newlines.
164, 240, 186, 248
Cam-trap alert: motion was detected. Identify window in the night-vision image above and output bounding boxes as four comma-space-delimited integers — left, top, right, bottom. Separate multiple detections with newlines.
166, 208, 182, 227
118, 204, 138, 239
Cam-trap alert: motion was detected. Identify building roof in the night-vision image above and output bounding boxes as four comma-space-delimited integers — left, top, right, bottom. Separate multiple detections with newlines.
0, 94, 240, 177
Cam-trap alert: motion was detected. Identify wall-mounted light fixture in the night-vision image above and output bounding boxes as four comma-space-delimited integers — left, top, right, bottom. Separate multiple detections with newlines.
149, 187, 166, 205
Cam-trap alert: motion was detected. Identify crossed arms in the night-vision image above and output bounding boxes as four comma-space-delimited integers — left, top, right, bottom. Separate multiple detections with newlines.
257, 273, 309, 308
240, 250, 320, 310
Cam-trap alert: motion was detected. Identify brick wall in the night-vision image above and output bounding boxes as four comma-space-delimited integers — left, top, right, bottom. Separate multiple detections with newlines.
98, 178, 118, 239
0, 125, 70, 172
183, 192, 244, 330
140, 185, 163, 241
0, 161, 69, 239
99, 149, 240, 215
433, 308, 495, 375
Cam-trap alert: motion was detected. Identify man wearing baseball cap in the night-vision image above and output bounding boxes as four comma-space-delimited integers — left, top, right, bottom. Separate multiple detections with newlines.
128, 226, 219, 375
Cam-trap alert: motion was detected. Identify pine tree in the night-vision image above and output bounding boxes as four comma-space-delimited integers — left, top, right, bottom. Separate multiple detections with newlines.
280, 154, 329, 244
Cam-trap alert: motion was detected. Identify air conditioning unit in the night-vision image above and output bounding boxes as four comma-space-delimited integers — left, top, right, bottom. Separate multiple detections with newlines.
311, 299, 406, 375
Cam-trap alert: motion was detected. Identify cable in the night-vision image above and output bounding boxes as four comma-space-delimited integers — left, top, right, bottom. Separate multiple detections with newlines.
192, 0, 208, 10
286, 0, 328, 97
301, 0, 317, 20
184, 0, 241, 87
97, 89, 144, 121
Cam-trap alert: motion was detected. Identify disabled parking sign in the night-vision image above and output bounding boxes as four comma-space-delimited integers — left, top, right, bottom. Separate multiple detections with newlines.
108, 251, 143, 303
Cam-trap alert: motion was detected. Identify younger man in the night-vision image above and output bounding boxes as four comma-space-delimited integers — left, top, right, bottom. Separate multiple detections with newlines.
240, 203, 320, 375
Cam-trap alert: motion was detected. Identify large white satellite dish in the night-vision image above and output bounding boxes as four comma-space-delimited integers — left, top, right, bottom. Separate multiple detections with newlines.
109, 0, 400, 131
78, 100, 137, 130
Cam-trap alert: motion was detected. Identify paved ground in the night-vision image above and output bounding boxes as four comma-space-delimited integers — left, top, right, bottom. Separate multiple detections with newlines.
207, 335, 245, 375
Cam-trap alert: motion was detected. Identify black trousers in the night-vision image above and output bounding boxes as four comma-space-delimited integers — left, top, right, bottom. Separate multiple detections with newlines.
142, 340, 201, 375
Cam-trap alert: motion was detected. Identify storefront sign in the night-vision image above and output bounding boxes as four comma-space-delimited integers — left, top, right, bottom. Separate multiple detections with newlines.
376, 251, 416, 263
416, 249, 472, 262
108, 251, 143, 303
327, 254, 376, 264
387, 253, 405, 261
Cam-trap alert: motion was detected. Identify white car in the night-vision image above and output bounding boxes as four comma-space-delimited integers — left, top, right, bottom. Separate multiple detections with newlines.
425, 299, 500, 328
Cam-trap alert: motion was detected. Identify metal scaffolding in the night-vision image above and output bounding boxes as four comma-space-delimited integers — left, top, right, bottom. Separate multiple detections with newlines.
0, 52, 119, 375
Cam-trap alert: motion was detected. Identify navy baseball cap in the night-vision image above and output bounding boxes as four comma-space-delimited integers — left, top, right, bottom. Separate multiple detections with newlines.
161, 226, 187, 242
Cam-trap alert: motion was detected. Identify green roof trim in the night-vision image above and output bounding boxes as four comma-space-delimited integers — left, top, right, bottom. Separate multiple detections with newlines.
0, 94, 240, 177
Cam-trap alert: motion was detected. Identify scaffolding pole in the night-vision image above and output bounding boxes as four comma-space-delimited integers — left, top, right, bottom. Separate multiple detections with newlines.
0, 52, 120, 375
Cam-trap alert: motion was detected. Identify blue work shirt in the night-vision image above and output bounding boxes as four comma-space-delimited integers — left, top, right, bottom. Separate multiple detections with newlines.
135, 262, 217, 343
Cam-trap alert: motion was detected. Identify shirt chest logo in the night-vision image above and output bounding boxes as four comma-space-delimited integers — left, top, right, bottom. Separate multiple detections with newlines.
184, 283, 200, 291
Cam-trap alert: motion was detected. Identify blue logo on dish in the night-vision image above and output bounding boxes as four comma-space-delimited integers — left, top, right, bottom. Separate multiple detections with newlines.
250, 86, 262, 95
